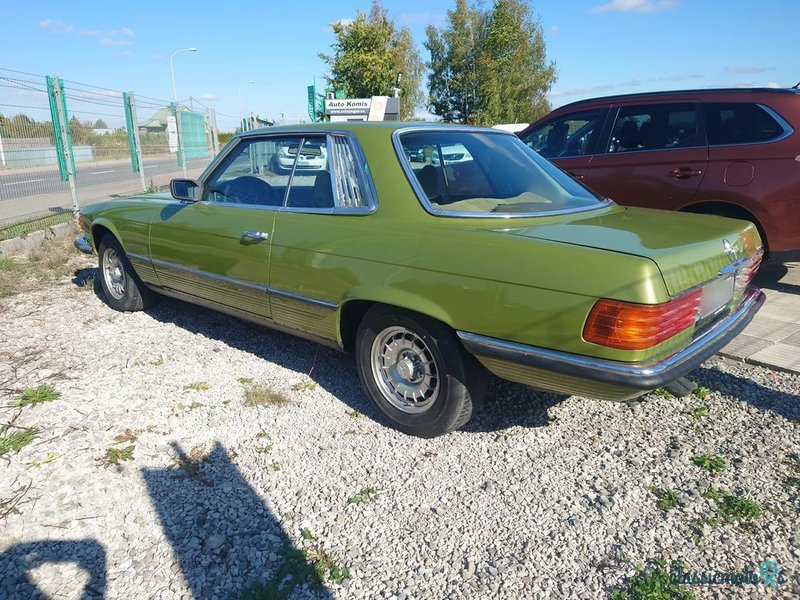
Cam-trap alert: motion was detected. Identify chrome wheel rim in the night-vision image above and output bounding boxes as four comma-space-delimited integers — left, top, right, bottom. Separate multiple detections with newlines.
102, 247, 126, 300
370, 326, 440, 414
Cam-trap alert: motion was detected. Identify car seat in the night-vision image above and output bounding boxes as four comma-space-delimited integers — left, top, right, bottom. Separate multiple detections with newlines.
416, 165, 445, 200
312, 171, 336, 208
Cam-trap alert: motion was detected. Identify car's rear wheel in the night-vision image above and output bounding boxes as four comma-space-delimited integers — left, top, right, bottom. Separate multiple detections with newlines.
98, 234, 156, 312
355, 306, 486, 438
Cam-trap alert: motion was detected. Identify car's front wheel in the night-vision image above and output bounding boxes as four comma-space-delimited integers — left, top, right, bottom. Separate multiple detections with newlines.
355, 306, 486, 438
98, 234, 156, 312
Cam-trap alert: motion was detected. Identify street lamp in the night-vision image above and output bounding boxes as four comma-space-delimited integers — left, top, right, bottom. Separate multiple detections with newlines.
239, 80, 255, 132
169, 47, 197, 177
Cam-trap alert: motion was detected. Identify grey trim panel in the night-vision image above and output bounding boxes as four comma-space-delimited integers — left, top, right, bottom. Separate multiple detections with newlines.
458, 287, 765, 390
131, 253, 338, 311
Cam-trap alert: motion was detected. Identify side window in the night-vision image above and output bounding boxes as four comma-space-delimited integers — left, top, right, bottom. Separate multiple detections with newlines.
328, 135, 371, 209
703, 103, 786, 146
607, 103, 700, 153
521, 110, 604, 158
204, 136, 302, 206
285, 136, 331, 208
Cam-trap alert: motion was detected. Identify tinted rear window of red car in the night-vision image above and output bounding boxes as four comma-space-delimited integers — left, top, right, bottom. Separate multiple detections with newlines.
703, 103, 787, 146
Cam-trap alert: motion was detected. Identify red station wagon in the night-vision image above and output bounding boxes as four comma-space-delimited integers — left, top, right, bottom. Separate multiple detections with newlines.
519, 88, 800, 262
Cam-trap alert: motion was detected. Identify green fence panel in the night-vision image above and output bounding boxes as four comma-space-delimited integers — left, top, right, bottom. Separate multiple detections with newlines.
180, 111, 209, 160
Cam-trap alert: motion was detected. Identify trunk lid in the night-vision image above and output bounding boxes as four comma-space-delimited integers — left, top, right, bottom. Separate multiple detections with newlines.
502, 206, 758, 295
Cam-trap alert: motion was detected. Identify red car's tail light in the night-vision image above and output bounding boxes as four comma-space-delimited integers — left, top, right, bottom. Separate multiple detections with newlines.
583, 289, 702, 350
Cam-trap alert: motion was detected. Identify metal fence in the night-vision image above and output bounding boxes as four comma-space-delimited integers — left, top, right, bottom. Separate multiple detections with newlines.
0, 67, 223, 233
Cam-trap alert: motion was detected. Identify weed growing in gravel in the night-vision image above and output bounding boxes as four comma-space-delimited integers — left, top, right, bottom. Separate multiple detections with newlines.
98, 445, 135, 468
349, 486, 382, 505
692, 386, 712, 400
704, 488, 761, 525
0, 236, 83, 297
26, 452, 58, 469
691, 454, 726, 474
301, 527, 316, 541
243, 384, 291, 407
10, 384, 60, 407
183, 381, 211, 392
610, 560, 695, 600
172, 446, 211, 483
0, 482, 33, 519
150, 355, 171, 366
256, 431, 270, 439
651, 388, 674, 399
238, 377, 254, 384
345, 410, 362, 419
188, 401, 205, 411
650, 487, 680, 511
114, 429, 138, 444
495, 427, 520, 441
271, 462, 281, 471
255, 444, 273, 454
292, 380, 317, 392
784, 476, 800, 490
685, 405, 710, 420
0, 427, 38, 458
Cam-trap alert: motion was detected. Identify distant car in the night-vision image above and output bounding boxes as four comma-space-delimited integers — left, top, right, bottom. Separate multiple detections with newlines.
430, 143, 473, 166
75, 122, 763, 438
519, 87, 800, 262
272, 138, 327, 173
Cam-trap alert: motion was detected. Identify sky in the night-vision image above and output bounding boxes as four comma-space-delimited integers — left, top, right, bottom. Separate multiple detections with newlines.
1, 0, 798, 131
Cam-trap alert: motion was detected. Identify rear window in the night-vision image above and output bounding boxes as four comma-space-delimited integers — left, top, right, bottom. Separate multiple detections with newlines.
703, 103, 787, 145
397, 130, 607, 216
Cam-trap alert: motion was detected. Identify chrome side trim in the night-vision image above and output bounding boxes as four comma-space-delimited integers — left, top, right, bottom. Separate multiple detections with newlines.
457, 287, 765, 390
267, 287, 338, 310
74, 236, 93, 254
390, 127, 614, 219
132, 254, 338, 311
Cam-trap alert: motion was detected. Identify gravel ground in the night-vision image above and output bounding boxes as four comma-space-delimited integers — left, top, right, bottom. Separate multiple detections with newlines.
0, 247, 798, 599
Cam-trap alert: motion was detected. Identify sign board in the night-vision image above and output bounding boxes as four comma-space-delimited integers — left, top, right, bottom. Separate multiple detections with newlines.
324, 98, 371, 116
367, 96, 388, 121
307, 85, 316, 121
167, 116, 178, 153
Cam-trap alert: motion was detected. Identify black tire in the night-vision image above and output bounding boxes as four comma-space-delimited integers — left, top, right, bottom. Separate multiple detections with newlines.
97, 234, 156, 312
355, 306, 487, 438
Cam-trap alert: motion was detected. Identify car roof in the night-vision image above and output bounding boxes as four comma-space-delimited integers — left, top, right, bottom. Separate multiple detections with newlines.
239, 121, 516, 139
558, 87, 800, 109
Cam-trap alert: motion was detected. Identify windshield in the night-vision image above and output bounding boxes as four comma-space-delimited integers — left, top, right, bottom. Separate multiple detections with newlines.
398, 130, 608, 216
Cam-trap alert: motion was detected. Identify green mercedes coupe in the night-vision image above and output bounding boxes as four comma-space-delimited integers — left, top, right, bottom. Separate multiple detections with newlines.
75, 123, 764, 437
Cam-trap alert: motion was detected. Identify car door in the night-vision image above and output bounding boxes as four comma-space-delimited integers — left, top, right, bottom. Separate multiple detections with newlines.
268, 133, 376, 343
147, 135, 302, 319
519, 108, 608, 181
584, 102, 708, 209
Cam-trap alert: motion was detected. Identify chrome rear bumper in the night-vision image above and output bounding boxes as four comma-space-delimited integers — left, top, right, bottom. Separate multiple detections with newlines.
458, 287, 765, 390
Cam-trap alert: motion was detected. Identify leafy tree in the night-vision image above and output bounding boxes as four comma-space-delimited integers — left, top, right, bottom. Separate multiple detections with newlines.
425, 0, 485, 124
320, 1, 423, 120
426, 0, 556, 125
93, 118, 108, 129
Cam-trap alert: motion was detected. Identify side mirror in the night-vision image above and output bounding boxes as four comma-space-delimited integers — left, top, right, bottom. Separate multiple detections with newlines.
170, 178, 200, 202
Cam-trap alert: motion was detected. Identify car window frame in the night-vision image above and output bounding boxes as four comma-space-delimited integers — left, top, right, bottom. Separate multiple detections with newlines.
521, 108, 610, 158
194, 130, 378, 215
600, 102, 706, 155
392, 126, 614, 219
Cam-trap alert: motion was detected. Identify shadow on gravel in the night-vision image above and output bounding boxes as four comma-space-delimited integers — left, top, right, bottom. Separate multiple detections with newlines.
463, 378, 562, 433
71, 267, 100, 295
0, 539, 106, 599
754, 262, 800, 295
142, 442, 333, 599
695, 365, 799, 421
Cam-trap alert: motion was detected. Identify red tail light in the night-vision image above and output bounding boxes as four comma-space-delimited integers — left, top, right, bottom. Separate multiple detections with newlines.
584, 289, 702, 350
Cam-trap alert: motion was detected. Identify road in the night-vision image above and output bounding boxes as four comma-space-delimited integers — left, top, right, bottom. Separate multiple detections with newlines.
0, 155, 209, 225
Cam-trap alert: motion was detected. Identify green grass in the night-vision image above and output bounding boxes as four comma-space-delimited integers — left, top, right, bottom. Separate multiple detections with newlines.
238, 377, 254, 384
271, 462, 282, 471
10, 384, 60, 407
690, 454, 726, 474
610, 561, 695, 600
345, 410, 362, 419
704, 488, 761, 524
692, 386, 712, 400
0, 427, 38, 457
651, 388, 674, 399
243, 384, 291, 407
348, 486, 381, 505
685, 405, 710, 420
651, 487, 680, 511
291, 380, 317, 392
98, 445, 135, 468
183, 381, 211, 392
172, 446, 211, 482
255, 444, 273, 454
0, 211, 73, 242
27, 452, 59, 469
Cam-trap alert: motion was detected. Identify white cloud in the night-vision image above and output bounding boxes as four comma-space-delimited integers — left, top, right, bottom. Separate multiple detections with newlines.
122, 50, 135, 58
78, 28, 101, 37
39, 19, 74, 34
548, 25, 559, 36
100, 37, 132, 47
591, 0, 678, 14
110, 27, 135, 37
200, 93, 220, 101
725, 66, 770, 74
766, 81, 781, 88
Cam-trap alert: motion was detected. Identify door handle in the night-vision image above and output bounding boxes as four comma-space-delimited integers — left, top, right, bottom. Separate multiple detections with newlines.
241, 230, 269, 241
567, 171, 585, 180
668, 167, 703, 179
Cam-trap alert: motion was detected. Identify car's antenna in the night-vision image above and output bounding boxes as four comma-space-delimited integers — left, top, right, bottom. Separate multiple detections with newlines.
794, 80, 800, 89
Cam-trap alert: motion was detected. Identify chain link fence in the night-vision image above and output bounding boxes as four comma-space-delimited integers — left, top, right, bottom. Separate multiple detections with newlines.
0, 67, 221, 238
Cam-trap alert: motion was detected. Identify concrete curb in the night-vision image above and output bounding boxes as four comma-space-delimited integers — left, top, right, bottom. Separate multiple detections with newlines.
0, 221, 77, 257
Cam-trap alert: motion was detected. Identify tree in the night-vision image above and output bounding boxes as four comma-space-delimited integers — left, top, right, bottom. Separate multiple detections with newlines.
94, 118, 108, 129
425, 0, 485, 124
426, 0, 557, 125
320, 1, 424, 120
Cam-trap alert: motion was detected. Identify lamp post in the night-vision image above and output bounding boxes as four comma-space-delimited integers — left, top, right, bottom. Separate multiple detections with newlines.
238, 80, 255, 132
169, 47, 197, 177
